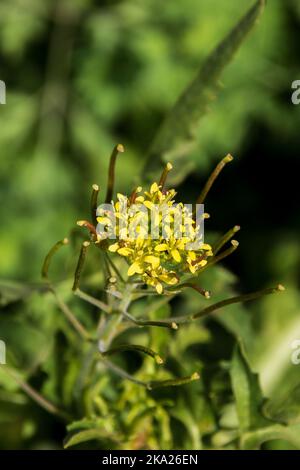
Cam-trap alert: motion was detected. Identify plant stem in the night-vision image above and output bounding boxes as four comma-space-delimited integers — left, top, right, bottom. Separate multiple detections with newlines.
102, 344, 164, 364
105, 253, 125, 283
41, 238, 69, 279
51, 287, 91, 340
74, 288, 111, 314
99, 355, 148, 387
91, 184, 99, 225
151, 285, 285, 325
3, 367, 70, 421
196, 154, 233, 205
72, 241, 90, 291
105, 144, 124, 203
213, 225, 240, 255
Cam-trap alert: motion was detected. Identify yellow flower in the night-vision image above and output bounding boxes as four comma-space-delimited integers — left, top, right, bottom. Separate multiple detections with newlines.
78, 155, 241, 295
101, 165, 214, 293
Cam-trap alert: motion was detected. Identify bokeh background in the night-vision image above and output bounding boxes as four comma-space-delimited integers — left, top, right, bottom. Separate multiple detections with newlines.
0, 0, 299, 449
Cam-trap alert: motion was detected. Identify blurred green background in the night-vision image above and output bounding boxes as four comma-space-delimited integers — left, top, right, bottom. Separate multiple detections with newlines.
0, 0, 299, 449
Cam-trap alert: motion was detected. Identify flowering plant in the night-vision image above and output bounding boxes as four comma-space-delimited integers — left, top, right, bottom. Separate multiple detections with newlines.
41, 145, 283, 395
3, 1, 298, 451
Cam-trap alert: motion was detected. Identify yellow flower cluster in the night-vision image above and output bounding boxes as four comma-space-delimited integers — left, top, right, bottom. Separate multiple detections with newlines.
97, 168, 213, 294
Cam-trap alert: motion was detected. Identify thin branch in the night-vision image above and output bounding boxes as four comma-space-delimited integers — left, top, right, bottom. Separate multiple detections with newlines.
3, 367, 71, 421
152, 285, 286, 325
171, 282, 211, 299
121, 309, 178, 330
102, 344, 164, 364
196, 154, 233, 205
41, 238, 91, 340
99, 355, 148, 387
158, 162, 173, 190
72, 241, 90, 291
200, 239, 239, 272
51, 287, 91, 340
105, 144, 124, 203
148, 372, 200, 390
41, 238, 69, 280
105, 253, 125, 283
192, 285, 286, 320
90, 184, 99, 225
76, 220, 98, 239
74, 288, 111, 314
213, 225, 240, 255
99, 355, 200, 390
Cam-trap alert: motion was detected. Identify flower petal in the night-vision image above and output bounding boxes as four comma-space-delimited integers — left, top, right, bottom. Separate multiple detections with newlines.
144, 255, 160, 269
155, 244, 168, 252
108, 243, 119, 252
155, 283, 163, 294
171, 249, 181, 263
127, 262, 143, 276
150, 182, 159, 193
118, 247, 132, 256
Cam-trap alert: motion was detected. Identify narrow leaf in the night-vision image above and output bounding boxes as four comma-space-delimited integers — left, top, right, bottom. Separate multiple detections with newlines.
230, 340, 271, 432
145, 1, 265, 185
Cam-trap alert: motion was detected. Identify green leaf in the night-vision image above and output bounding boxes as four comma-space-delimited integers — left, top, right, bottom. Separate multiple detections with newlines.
230, 341, 300, 450
249, 286, 300, 408
145, 0, 265, 185
241, 423, 300, 450
171, 402, 202, 450
64, 428, 113, 448
230, 340, 271, 432
64, 417, 120, 448
265, 384, 300, 425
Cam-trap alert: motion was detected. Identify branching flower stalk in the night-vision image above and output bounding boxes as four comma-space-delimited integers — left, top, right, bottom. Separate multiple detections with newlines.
41, 145, 285, 391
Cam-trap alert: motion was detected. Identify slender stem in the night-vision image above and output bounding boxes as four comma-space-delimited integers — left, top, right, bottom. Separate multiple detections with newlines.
158, 162, 173, 189
74, 288, 111, 314
91, 184, 99, 225
148, 372, 200, 390
105, 253, 125, 283
129, 186, 142, 205
196, 154, 233, 205
192, 285, 285, 320
72, 241, 90, 291
200, 240, 239, 272
102, 344, 164, 364
41, 238, 69, 279
172, 282, 211, 299
99, 355, 199, 390
73, 343, 98, 403
121, 309, 178, 330
152, 285, 285, 325
99, 355, 148, 387
102, 252, 111, 279
98, 313, 123, 351
76, 220, 98, 239
213, 225, 240, 255
42, 238, 91, 340
105, 144, 124, 203
51, 287, 91, 340
3, 367, 70, 421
